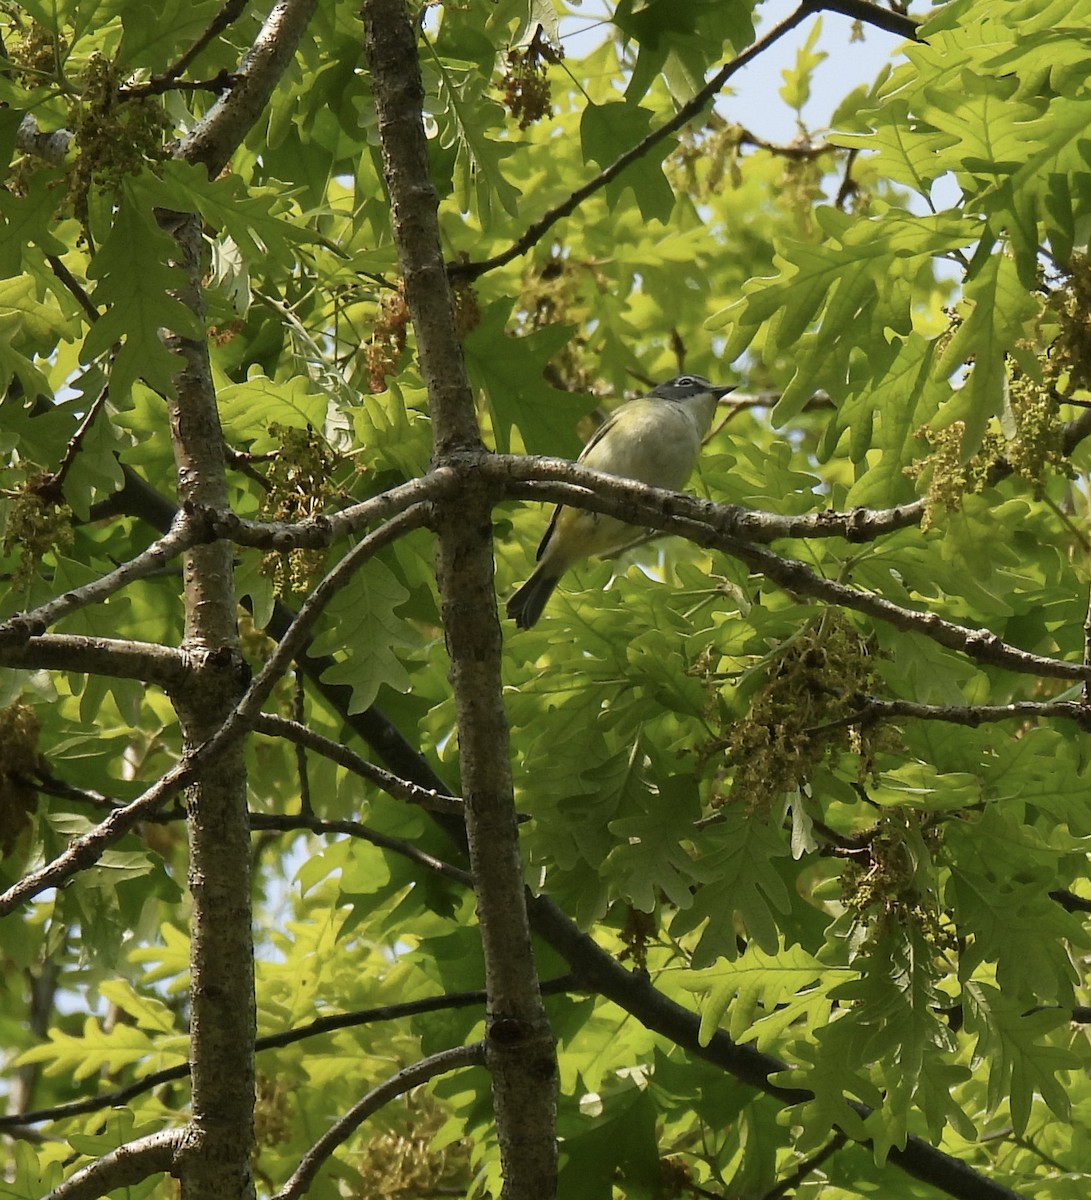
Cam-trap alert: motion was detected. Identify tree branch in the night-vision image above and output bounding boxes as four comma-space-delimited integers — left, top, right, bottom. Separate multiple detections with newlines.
760, 1131, 849, 1200
0, 509, 197, 646
272, 1042, 486, 1200
252, 713, 464, 815
3, 979, 576, 1130
0, 509, 429, 916
177, 0, 321, 177
810, 695, 1091, 735
14, 115, 72, 165
447, 3, 816, 281
43, 1129, 181, 1200
116, 0, 250, 100
0, 634, 188, 689
489, 457, 1089, 682
248, 811, 472, 887
189, 468, 454, 550
526, 894, 1027, 1200
813, 0, 919, 39
491, 451, 926, 544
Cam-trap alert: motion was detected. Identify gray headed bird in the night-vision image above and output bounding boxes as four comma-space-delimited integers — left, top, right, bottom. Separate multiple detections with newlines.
507, 374, 734, 628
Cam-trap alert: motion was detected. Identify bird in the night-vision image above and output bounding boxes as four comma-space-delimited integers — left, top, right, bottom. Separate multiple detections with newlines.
506, 374, 735, 629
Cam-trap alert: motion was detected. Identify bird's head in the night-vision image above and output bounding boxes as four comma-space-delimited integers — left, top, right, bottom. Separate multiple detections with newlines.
650, 375, 735, 402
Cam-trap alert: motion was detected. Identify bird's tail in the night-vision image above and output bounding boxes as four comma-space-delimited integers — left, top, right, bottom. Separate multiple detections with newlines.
505, 569, 560, 629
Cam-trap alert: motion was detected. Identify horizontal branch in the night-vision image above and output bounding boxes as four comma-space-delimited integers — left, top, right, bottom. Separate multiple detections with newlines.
273, 1041, 487, 1200
726, 537, 1089, 683
0, 634, 188, 689
249, 811, 472, 887
813, 695, 1091, 734
816, 0, 919, 39
490, 452, 926, 544
486, 455, 1089, 683
190, 470, 452, 550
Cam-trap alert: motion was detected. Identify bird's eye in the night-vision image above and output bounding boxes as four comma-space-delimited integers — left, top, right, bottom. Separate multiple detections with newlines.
675, 375, 696, 387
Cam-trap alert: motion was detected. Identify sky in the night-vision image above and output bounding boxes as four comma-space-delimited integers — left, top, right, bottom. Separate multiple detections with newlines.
558, 0, 914, 143
731, 0, 911, 139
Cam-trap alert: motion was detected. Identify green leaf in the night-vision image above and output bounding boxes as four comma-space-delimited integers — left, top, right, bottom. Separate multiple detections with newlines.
669, 808, 792, 963
16, 1016, 186, 1080
963, 981, 1077, 1134
831, 100, 960, 196
605, 773, 702, 911
677, 940, 843, 1047
133, 162, 307, 263
580, 102, 675, 223
557, 1082, 661, 1200
116, 0, 223, 72
81, 182, 204, 400
311, 557, 418, 713
426, 47, 521, 219
463, 299, 590, 455
0, 173, 68, 277
932, 252, 1040, 449
779, 17, 826, 114
217, 374, 334, 448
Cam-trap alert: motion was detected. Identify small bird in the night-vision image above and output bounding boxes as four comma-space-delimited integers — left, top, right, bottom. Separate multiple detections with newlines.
506, 374, 735, 628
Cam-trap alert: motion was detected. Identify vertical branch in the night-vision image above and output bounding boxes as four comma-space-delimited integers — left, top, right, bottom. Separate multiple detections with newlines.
1084, 580, 1091, 707
360, 2, 558, 1196
163, 213, 255, 1200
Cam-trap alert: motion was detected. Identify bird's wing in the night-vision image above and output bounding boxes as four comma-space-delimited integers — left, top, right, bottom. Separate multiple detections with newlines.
534, 410, 621, 561
576, 407, 623, 464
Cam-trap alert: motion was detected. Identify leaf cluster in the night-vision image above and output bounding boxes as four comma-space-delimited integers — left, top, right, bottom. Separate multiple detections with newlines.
3, 0, 1091, 1198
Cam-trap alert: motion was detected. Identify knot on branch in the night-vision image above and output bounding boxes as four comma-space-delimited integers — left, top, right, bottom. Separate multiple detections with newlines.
175, 644, 252, 712
182, 500, 233, 543
0, 612, 47, 649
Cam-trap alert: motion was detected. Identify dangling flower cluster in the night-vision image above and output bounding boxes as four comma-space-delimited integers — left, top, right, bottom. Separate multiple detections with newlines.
498, 27, 564, 130
258, 423, 346, 597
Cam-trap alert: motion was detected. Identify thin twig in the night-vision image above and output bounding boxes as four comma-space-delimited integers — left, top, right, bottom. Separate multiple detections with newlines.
36, 380, 111, 501
448, 0, 918, 281
46, 255, 100, 324
120, 0, 249, 96
807, 695, 1091, 735
120, 70, 240, 99
760, 1131, 849, 1199
290, 676, 312, 816
447, 4, 815, 281
247, 811, 472, 887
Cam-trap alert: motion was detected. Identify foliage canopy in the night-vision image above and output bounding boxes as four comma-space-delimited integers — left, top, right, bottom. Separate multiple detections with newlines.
3, 0, 1091, 1198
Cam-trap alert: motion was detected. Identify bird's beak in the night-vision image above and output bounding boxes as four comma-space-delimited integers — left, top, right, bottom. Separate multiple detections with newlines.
712, 385, 737, 400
